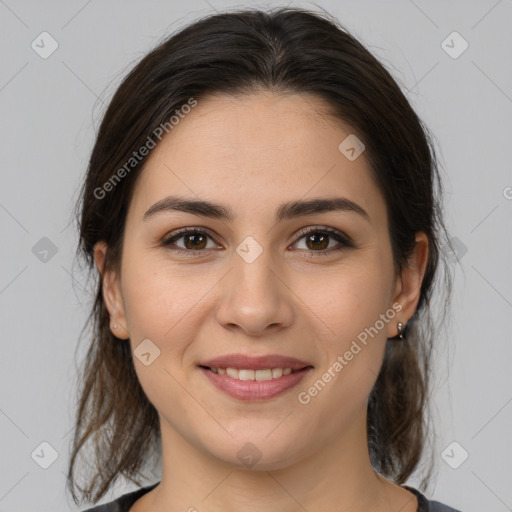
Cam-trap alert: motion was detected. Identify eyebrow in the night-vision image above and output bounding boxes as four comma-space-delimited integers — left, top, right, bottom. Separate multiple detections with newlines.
143, 195, 369, 223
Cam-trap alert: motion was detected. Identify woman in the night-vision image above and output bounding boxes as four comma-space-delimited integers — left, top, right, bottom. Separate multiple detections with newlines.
67, 6, 460, 512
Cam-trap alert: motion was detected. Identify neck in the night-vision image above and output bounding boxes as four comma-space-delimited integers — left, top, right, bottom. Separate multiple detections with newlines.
147, 411, 401, 512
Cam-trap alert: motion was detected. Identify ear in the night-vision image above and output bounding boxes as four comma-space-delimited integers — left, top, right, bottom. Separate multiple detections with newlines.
387, 232, 429, 339
93, 241, 130, 340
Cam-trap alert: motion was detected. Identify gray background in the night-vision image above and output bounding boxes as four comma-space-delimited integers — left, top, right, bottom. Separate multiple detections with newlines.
1, 0, 511, 511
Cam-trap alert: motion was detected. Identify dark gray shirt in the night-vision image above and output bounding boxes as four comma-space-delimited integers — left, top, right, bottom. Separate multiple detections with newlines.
81, 482, 462, 511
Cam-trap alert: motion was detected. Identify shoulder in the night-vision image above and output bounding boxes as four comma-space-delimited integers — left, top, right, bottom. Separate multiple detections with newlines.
429, 501, 463, 512
402, 485, 463, 512
80, 483, 159, 512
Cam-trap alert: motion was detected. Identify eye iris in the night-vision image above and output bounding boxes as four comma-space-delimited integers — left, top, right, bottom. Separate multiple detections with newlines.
306, 232, 329, 250
185, 233, 207, 250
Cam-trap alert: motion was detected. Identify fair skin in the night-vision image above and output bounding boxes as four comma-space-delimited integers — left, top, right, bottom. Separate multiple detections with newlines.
94, 91, 428, 512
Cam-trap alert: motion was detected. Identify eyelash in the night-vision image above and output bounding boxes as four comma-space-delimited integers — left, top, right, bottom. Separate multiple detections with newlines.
161, 226, 354, 257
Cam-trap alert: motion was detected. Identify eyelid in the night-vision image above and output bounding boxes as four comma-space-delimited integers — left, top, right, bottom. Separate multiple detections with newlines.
293, 226, 353, 248
161, 226, 221, 251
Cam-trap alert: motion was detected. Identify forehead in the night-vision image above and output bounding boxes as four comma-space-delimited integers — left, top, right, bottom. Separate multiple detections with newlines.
127, 91, 387, 227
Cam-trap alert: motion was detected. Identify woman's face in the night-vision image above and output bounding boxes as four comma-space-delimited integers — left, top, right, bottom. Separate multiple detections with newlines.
96, 91, 427, 470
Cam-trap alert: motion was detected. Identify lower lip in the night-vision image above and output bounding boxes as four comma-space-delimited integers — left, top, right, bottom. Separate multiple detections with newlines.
199, 367, 312, 401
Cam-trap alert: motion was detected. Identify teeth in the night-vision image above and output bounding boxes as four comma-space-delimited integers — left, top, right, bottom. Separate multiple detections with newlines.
239, 369, 257, 381
226, 367, 239, 379
209, 367, 295, 380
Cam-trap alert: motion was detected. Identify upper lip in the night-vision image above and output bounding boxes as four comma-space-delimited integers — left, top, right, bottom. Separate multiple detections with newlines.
199, 354, 313, 371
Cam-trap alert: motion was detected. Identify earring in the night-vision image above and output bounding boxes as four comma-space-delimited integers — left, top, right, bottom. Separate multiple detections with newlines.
389, 321, 406, 341
113, 323, 117, 329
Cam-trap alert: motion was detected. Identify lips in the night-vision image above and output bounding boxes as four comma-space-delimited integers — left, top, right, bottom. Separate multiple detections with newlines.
197, 354, 313, 401
198, 353, 313, 371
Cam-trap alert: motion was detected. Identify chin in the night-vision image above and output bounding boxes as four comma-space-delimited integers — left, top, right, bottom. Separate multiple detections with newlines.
203, 433, 303, 471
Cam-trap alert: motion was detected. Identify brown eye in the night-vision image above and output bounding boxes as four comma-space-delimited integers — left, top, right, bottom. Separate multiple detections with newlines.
304, 232, 330, 251
181, 232, 208, 250
162, 228, 218, 253
293, 227, 353, 255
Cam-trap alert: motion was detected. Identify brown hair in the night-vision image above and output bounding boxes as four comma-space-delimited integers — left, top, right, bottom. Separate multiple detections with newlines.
67, 6, 453, 505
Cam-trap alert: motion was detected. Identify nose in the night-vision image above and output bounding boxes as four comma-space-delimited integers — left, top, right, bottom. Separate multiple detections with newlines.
215, 246, 294, 336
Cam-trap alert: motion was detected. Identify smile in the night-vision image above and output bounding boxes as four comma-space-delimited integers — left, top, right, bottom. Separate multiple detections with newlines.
205, 366, 299, 380
199, 365, 313, 401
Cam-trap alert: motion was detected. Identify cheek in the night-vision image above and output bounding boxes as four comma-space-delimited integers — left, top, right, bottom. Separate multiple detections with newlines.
304, 258, 393, 345
298, 258, 393, 402
120, 257, 206, 417
297, 273, 391, 438
120, 250, 210, 341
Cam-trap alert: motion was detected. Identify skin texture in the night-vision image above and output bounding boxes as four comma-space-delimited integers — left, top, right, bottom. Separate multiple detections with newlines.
94, 91, 428, 512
